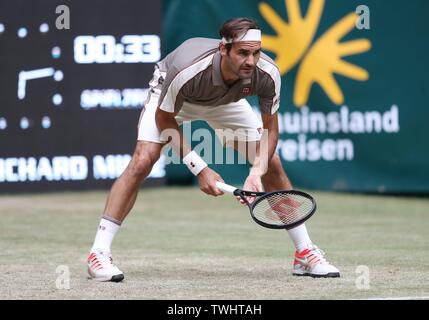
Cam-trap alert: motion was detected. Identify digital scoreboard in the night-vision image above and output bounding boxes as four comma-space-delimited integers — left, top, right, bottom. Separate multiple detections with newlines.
0, 0, 165, 192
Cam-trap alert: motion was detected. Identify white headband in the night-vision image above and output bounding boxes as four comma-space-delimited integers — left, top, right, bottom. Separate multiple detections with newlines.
221, 29, 261, 44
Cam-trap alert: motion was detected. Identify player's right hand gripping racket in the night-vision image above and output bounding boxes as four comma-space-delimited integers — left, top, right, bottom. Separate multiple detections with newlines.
216, 181, 317, 230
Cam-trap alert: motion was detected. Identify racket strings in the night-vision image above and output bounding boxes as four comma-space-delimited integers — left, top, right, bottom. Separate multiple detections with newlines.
252, 193, 314, 226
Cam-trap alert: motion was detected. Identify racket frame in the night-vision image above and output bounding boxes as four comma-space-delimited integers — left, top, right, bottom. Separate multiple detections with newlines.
217, 182, 317, 230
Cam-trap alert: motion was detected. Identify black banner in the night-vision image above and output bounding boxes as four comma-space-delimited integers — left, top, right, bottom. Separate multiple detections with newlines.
0, 0, 165, 192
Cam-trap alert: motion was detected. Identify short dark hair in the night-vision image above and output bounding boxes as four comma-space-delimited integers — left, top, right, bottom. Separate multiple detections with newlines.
219, 17, 260, 54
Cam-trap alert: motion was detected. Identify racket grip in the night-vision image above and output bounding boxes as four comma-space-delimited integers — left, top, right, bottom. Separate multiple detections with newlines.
215, 181, 237, 194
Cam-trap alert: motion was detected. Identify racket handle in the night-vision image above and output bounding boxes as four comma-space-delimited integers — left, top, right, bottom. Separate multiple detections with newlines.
215, 181, 237, 194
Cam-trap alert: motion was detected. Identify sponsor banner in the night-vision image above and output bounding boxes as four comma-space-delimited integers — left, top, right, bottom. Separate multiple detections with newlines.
0, 154, 165, 192
163, 0, 429, 193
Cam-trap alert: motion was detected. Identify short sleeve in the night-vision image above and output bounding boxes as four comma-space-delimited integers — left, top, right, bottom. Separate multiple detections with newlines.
257, 59, 281, 114
158, 66, 186, 113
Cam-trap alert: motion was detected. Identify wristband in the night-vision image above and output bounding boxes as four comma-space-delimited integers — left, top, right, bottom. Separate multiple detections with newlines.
183, 150, 208, 176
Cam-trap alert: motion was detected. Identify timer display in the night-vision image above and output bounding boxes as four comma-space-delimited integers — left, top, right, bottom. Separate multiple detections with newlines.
0, 0, 165, 192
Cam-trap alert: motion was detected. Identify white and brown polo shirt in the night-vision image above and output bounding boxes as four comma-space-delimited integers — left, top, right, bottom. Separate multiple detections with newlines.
148, 37, 281, 115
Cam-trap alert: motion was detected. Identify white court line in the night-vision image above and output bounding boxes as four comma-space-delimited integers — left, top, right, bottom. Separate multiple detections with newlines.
363, 296, 429, 300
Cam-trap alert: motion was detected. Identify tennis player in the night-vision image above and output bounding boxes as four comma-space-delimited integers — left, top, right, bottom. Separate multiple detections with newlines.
87, 18, 340, 282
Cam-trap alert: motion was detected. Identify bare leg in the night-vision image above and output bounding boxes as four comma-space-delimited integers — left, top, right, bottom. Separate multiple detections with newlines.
103, 141, 163, 223
260, 153, 292, 191
233, 141, 339, 277
233, 142, 311, 251
232, 140, 292, 191
88, 141, 164, 281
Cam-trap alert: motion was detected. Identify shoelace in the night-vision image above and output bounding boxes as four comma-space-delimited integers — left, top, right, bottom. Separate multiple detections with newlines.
91, 250, 115, 269
307, 245, 330, 265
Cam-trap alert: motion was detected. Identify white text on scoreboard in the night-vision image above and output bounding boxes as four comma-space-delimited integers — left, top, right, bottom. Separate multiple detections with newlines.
74, 35, 161, 64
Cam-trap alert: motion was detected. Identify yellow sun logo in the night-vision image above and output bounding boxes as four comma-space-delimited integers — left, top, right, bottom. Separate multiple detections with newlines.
259, 0, 371, 107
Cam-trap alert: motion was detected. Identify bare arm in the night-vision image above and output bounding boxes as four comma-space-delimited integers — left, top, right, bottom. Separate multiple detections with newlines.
155, 108, 224, 196
240, 112, 279, 202
249, 112, 279, 176
262, 111, 279, 160
155, 107, 190, 158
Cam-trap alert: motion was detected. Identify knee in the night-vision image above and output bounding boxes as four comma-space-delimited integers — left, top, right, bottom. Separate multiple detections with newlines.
128, 148, 160, 180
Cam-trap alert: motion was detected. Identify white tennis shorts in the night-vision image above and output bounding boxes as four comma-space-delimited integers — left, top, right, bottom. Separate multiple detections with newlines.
137, 88, 263, 144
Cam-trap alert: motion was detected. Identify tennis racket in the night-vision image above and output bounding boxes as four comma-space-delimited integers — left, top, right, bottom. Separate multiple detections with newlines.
216, 181, 317, 230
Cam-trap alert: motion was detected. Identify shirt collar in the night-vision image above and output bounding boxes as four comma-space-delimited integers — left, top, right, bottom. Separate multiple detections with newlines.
212, 51, 227, 88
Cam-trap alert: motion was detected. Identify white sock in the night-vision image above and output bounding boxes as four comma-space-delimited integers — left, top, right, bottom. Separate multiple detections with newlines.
90, 218, 120, 252
286, 223, 312, 252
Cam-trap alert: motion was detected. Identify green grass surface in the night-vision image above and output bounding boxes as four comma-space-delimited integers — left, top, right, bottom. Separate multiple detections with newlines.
0, 187, 428, 299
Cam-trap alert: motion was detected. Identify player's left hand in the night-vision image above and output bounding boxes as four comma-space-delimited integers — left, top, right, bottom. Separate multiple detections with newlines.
238, 174, 263, 205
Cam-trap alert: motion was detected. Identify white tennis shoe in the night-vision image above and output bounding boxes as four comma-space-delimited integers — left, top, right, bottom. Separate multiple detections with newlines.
87, 248, 124, 282
292, 244, 340, 278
